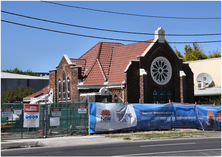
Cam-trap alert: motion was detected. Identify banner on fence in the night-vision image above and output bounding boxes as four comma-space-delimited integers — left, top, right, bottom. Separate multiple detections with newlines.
89, 102, 221, 133
23, 104, 40, 128
172, 104, 198, 129
89, 103, 137, 133
196, 105, 221, 131
133, 103, 173, 131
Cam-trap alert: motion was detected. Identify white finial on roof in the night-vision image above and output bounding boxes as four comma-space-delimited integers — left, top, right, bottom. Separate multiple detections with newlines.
155, 27, 165, 43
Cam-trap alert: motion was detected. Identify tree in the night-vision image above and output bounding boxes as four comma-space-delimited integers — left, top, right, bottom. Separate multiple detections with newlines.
174, 46, 185, 61
184, 43, 208, 62
1, 85, 36, 103
208, 49, 221, 59
174, 43, 221, 62
2, 67, 39, 76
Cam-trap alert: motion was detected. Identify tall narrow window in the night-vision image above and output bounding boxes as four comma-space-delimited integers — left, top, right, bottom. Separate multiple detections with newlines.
153, 90, 158, 103
167, 91, 172, 102
114, 94, 118, 102
160, 90, 165, 103
63, 71, 66, 100
67, 77, 70, 100
58, 78, 61, 100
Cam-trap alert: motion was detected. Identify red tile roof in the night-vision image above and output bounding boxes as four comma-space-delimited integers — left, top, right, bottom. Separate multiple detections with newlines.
68, 40, 153, 85
108, 40, 153, 84
83, 60, 106, 85
70, 58, 86, 74
25, 85, 49, 98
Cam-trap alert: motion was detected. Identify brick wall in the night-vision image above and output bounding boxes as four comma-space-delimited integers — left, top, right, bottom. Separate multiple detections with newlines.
138, 42, 194, 103
49, 70, 57, 103
180, 76, 186, 103
182, 64, 194, 103
140, 74, 147, 104
51, 57, 81, 103
109, 88, 125, 103
125, 61, 140, 103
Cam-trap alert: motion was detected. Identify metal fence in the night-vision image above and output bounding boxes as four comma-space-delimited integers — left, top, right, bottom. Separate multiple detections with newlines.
1, 102, 89, 139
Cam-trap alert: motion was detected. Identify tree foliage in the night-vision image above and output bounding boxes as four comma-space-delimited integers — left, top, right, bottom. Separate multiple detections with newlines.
2, 67, 39, 76
175, 43, 221, 62
1, 85, 36, 103
174, 46, 184, 60
208, 49, 221, 59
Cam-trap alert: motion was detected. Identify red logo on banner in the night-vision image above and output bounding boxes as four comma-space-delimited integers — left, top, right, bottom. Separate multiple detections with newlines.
101, 109, 111, 117
24, 104, 39, 112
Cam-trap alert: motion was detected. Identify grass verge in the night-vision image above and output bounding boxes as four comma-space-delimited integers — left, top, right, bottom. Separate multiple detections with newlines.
107, 131, 205, 140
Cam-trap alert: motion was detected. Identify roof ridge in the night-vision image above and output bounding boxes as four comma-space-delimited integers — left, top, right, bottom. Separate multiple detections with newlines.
107, 47, 114, 81
123, 39, 154, 46
84, 59, 97, 76
82, 42, 103, 76
70, 58, 86, 60
97, 59, 106, 81
78, 42, 102, 59
24, 85, 49, 98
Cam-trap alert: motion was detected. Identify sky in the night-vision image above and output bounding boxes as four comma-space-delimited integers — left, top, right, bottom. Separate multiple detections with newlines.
1, 1, 221, 73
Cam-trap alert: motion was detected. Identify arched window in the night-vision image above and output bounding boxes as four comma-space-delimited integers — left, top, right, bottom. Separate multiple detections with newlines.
63, 71, 66, 80
67, 77, 70, 100
114, 94, 118, 102
153, 90, 158, 103
63, 71, 66, 100
58, 78, 61, 100
160, 90, 165, 103
167, 91, 172, 102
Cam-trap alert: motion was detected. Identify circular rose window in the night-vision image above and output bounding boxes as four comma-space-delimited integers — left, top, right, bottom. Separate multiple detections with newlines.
150, 56, 172, 85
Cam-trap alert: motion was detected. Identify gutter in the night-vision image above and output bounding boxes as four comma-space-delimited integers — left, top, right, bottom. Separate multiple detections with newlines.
78, 83, 125, 90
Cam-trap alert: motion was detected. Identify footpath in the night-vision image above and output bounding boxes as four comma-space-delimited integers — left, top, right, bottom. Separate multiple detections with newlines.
1, 130, 221, 150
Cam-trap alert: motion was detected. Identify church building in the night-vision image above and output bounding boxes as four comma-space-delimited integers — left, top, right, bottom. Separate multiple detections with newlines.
49, 27, 194, 104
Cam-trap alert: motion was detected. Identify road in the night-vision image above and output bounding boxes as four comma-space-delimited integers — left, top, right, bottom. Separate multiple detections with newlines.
2, 137, 221, 156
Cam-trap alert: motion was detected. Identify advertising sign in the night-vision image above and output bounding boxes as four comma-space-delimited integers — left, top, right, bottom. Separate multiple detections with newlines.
14, 109, 22, 115
78, 106, 87, 114
23, 104, 40, 128
52, 108, 61, 116
89, 103, 137, 133
2, 108, 13, 117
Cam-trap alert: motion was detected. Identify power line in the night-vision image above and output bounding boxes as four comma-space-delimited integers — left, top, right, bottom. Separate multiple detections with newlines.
2, 19, 221, 44
2, 10, 221, 37
41, 1, 221, 20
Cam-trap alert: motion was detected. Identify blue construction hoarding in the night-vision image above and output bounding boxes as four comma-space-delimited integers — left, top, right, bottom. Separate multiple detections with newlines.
89, 103, 221, 133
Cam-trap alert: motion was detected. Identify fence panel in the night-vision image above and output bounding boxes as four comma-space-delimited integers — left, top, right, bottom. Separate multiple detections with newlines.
1, 102, 89, 139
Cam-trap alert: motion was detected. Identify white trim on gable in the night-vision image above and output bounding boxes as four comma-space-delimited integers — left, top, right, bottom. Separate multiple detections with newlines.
140, 38, 158, 57
124, 60, 139, 73
56, 54, 75, 68
164, 40, 180, 60
64, 54, 72, 65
